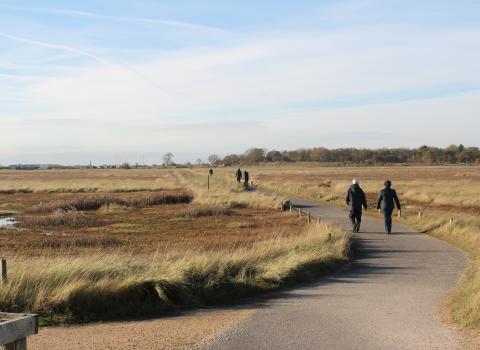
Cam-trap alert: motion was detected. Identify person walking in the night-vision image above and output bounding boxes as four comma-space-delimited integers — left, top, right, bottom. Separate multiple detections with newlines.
345, 179, 367, 233
243, 170, 250, 189
377, 180, 401, 235
235, 168, 242, 183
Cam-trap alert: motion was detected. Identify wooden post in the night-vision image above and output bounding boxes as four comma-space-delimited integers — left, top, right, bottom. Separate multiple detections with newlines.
317, 218, 321, 226
5, 338, 27, 350
2, 258, 6, 285
280, 201, 284, 211
307, 212, 311, 224
298, 209, 302, 217
207, 175, 210, 191
0, 313, 38, 350
450, 218, 454, 225
418, 210, 422, 219
289, 205, 292, 212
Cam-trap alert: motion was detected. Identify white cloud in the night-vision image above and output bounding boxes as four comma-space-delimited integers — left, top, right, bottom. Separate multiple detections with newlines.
1, 8, 479, 163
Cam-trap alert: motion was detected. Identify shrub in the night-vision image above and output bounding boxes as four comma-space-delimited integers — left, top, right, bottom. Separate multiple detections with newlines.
176, 205, 233, 218
22, 209, 103, 228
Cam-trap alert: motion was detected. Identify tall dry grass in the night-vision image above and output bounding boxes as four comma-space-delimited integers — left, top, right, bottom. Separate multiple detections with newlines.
21, 209, 103, 228
176, 168, 284, 209
0, 224, 350, 323
0, 168, 181, 193
401, 211, 480, 329
27, 192, 192, 213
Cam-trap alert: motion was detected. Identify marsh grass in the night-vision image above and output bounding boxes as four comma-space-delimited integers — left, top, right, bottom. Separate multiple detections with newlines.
401, 210, 480, 329
0, 224, 350, 323
21, 209, 104, 228
27, 192, 193, 213
176, 205, 233, 217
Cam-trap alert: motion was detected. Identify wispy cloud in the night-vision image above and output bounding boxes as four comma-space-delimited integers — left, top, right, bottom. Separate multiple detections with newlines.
0, 4, 228, 34
0, 32, 111, 66
0, 0, 479, 163
0, 32, 170, 91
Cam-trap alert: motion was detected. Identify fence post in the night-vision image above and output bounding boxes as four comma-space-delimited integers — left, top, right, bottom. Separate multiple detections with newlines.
449, 218, 454, 225
298, 209, 302, 218
418, 210, 422, 219
307, 212, 311, 224
317, 218, 321, 226
289, 205, 292, 212
2, 258, 7, 285
207, 175, 210, 191
5, 338, 26, 350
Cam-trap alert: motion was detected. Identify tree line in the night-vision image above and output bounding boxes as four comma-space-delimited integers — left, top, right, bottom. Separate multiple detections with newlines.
220, 145, 480, 165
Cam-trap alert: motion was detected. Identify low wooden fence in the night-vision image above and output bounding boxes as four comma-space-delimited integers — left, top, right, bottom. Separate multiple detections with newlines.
0, 312, 38, 350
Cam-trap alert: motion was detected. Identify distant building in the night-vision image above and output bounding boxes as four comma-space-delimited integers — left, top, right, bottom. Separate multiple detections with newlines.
8, 164, 60, 170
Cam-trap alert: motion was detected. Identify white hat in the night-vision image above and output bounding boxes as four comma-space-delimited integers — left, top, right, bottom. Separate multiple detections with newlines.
352, 179, 359, 185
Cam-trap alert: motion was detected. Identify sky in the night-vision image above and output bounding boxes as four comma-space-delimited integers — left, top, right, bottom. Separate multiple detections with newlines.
1, 0, 479, 165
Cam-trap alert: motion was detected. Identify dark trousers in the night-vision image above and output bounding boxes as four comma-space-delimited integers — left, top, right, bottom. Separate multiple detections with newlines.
383, 208, 393, 234
349, 209, 362, 231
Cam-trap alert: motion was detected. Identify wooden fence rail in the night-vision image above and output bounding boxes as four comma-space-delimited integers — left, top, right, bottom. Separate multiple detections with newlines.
0, 313, 38, 350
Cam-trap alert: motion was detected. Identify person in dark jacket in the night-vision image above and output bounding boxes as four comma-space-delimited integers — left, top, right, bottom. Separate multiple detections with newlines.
244, 170, 250, 188
235, 168, 242, 183
377, 180, 401, 234
346, 179, 368, 233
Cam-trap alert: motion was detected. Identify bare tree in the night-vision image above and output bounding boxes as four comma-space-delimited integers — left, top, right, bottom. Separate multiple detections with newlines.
163, 152, 174, 166
196, 158, 203, 165
208, 154, 220, 166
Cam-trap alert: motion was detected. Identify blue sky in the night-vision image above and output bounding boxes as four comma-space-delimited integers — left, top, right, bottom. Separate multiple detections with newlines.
1, 0, 479, 164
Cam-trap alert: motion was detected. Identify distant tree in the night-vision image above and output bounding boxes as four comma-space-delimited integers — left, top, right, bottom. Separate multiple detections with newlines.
243, 148, 266, 163
196, 158, 203, 165
208, 154, 221, 166
220, 145, 480, 165
266, 150, 283, 162
222, 154, 241, 166
163, 152, 174, 166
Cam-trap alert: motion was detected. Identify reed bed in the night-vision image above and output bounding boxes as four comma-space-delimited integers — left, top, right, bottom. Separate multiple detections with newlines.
0, 224, 349, 323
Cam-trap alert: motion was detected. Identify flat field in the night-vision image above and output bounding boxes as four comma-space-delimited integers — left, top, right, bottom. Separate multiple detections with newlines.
0, 168, 349, 324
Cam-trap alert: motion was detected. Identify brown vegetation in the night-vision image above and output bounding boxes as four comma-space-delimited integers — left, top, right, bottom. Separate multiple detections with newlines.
0, 168, 349, 324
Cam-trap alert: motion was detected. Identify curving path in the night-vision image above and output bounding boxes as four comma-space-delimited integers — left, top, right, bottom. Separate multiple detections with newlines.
201, 199, 467, 350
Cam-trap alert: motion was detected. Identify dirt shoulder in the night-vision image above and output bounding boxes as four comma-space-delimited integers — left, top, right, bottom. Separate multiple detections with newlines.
30, 309, 254, 350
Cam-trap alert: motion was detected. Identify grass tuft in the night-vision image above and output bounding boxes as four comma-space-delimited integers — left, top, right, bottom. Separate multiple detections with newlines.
176, 205, 233, 217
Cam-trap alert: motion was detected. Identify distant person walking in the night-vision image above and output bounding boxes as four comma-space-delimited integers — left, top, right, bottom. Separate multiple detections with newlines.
377, 180, 401, 235
235, 168, 242, 183
345, 179, 367, 233
243, 170, 250, 188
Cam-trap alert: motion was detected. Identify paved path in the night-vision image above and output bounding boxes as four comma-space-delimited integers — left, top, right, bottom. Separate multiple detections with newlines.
202, 199, 467, 350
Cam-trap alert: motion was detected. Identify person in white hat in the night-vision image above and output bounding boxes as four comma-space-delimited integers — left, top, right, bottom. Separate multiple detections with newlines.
345, 179, 368, 233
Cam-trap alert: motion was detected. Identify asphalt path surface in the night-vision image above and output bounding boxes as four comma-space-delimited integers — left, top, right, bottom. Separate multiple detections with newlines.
202, 199, 467, 350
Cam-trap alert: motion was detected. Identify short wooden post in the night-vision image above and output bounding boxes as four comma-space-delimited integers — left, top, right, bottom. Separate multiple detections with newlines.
307, 212, 311, 224
317, 218, 321, 226
298, 209, 302, 217
2, 258, 7, 285
207, 175, 210, 191
289, 205, 292, 212
5, 338, 27, 350
280, 201, 284, 211
418, 210, 422, 219
449, 218, 454, 225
